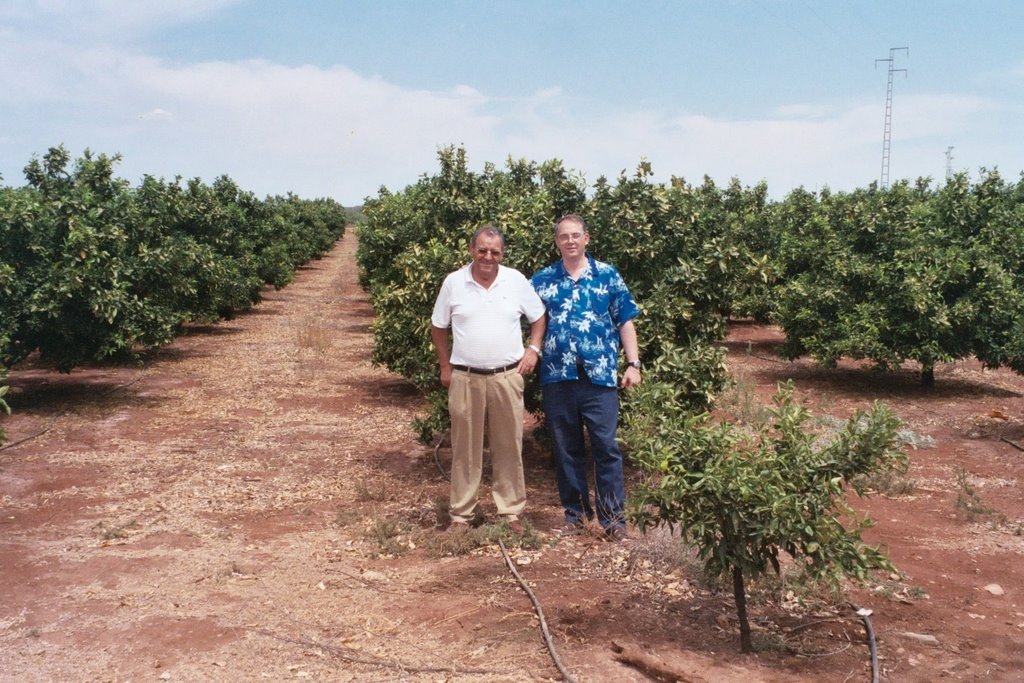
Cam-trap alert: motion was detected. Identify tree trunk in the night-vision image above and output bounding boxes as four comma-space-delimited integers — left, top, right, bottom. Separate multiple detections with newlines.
921, 362, 935, 387
732, 566, 753, 653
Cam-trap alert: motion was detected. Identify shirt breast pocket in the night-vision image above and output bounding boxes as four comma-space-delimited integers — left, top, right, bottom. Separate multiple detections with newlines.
587, 288, 611, 315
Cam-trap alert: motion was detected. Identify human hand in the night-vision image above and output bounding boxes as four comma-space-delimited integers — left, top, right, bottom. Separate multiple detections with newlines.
620, 366, 641, 389
517, 347, 539, 375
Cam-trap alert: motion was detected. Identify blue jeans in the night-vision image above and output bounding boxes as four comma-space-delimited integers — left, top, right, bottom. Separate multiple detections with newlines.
542, 374, 626, 530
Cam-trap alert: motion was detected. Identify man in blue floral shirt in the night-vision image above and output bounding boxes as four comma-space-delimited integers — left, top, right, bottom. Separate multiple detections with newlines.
531, 214, 641, 541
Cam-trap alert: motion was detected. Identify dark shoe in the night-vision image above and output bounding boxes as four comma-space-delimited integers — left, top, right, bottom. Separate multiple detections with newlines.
605, 526, 630, 543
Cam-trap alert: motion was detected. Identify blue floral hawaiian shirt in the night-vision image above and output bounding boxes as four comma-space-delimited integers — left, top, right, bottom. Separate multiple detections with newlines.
531, 254, 640, 388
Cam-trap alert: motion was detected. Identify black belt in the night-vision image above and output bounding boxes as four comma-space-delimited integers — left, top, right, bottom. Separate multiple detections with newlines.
451, 361, 519, 375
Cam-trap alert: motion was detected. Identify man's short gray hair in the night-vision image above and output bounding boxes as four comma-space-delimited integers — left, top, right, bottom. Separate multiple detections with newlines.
470, 225, 506, 251
553, 214, 587, 236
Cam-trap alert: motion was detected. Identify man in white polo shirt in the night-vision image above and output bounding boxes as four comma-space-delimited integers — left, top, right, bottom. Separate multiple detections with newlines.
430, 226, 546, 531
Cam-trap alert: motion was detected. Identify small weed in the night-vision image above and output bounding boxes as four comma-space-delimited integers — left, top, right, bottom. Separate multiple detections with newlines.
872, 576, 928, 602
93, 519, 138, 541
25, 628, 40, 639
907, 585, 930, 600
485, 519, 542, 550
954, 468, 997, 519
355, 479, 387, 502
334, 508, 362, 528
421, 519, 541, 558
854, 465, 917, 496
365, 517, 415, 557
423, 525, 487, 557
751, 631, 789, 654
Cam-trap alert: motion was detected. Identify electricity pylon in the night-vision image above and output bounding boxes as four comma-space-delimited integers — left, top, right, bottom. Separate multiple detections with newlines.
876, 47, 909, 189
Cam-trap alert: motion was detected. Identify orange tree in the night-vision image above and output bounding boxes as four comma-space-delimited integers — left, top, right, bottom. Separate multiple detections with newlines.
770, 174, 1024, 385
624, 380, 905, 653
6, 146, 182, 370
0, 146, 347, 372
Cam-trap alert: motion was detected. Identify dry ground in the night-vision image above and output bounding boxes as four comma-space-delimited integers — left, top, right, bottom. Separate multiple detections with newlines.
1, 232, 1023, 682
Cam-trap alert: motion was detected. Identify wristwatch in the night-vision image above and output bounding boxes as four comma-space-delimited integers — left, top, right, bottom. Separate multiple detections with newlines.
627, 360, 641, 370
527, 344, 542, 356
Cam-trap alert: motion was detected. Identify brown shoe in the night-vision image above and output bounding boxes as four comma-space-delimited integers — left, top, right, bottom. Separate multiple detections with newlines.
445, 520, 471, 533
506, 519, 525, 534
605, 526, 630, 543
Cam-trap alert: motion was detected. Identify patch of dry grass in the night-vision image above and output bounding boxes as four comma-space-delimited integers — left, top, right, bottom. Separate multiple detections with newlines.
294, 318, 333, 356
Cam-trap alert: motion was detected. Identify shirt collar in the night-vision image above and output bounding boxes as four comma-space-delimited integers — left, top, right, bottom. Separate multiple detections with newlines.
556, 253, 595, 279
462, 263, 506, 287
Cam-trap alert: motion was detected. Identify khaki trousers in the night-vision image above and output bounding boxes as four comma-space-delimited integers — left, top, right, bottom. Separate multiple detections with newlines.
447, 368, 526, 523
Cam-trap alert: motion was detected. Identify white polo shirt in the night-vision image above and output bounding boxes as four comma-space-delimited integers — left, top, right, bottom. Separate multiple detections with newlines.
431, 264, 546, 368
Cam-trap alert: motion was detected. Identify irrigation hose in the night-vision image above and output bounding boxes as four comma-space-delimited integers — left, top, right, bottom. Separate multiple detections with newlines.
850, 603, 880, 683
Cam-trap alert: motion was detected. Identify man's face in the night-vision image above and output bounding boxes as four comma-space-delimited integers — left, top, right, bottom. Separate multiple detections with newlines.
470, 233, 504, 279
554, 220, 589, 260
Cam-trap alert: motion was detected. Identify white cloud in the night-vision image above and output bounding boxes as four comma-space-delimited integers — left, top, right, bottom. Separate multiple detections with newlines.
0, 43, 509, 200
895, 93, 992, 137
0, 16, 1016, 203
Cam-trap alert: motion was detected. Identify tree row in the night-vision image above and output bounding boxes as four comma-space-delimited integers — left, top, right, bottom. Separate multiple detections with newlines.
0, 146, 349, 374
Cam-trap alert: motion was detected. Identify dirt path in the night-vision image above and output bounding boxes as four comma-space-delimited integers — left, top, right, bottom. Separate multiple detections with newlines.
2, 232, 1023, 682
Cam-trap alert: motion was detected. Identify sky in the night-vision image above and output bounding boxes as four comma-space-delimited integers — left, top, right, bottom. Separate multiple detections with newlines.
2, 1, 1023, 205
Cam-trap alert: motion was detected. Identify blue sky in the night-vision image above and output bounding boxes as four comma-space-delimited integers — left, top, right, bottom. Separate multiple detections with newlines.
2, 1, 1023, 205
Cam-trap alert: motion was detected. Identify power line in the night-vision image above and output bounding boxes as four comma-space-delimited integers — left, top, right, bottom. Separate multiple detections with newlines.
875, 46, 908, 189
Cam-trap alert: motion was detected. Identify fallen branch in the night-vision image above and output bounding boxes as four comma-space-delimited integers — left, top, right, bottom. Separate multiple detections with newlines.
498, 538, 577, 683
610, 640, 704, 682
1000, 436, 1024, 453
0, 412, 62, 452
